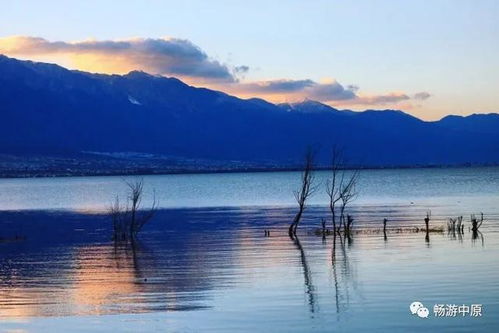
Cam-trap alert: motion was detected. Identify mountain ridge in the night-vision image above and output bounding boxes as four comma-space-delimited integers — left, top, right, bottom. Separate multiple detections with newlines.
1, 54, 498, 170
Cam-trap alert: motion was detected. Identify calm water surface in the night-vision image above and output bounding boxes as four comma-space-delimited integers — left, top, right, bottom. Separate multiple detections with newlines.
0, 167, 498, 332
0, 167, 498, 211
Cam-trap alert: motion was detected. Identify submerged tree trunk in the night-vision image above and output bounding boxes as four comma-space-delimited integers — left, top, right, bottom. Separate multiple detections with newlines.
331, 204, 337, 233
289, 149, 316, 238
289, 207, 305, 237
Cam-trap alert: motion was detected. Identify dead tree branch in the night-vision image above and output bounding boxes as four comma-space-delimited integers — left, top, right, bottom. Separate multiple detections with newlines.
109, 178, 157, 242
289, 149, 317, 237
326, 146, 359, 234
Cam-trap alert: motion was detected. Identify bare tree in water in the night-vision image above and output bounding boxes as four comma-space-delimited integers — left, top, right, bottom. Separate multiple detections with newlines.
289, 149, 317, 237
471, 213, 484, 232
326, 147, 359, 234
326, 146, 343, 233
110, 179, 157, 242
338, 173, 358, 233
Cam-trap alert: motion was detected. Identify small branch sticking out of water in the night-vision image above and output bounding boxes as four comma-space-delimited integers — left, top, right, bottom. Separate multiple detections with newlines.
109, 178, 157, 242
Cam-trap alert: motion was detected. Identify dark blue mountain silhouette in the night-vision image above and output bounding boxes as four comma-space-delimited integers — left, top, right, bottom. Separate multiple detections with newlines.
438, 113, 499, 134
1, 54, 498, 168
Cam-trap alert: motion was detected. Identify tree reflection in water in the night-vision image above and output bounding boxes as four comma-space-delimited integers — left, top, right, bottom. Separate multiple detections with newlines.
331, 233, 356, 315
472, 230, 485, 247
291, 235, 316, 315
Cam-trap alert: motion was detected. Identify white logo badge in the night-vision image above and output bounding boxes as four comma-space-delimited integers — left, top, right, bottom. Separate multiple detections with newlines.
410, 301, 429, 319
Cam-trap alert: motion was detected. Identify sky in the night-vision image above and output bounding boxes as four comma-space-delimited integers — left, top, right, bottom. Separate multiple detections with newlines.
0, 0, 498, 120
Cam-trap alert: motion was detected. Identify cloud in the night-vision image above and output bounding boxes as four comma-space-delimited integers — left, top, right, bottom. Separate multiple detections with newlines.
307, 81, 357, 101
234, 65, 249, 73
0, 35, 429, 109
224, 79, 415, 108
240, 79, 314, 93
227, 79, 357, 102
347, 84, 360, 93
354, 92, 411, 105
0, 36, 238, 82
413, 91, 432, 100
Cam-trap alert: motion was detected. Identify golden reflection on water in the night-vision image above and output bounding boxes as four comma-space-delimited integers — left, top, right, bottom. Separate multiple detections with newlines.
0, 243, 149, 317
69, 244, 149, 315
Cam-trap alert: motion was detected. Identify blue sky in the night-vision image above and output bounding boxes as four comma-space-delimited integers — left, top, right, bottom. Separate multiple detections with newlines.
1, 0, 498, 120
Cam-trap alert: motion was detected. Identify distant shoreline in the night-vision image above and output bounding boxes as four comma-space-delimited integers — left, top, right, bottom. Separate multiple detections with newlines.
0, 163, 497, 179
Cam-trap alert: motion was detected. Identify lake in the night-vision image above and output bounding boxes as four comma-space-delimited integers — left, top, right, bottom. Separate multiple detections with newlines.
0, 167, 498, 332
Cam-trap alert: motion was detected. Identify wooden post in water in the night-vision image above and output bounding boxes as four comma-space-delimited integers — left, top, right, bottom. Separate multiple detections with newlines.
424, 211, 431, 244
424, 211, 431, 231
346, 215, 354, 234
383, 218, 388, 241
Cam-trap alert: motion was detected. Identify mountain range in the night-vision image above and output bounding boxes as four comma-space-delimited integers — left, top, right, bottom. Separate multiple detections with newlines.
1, 54, 498, 172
